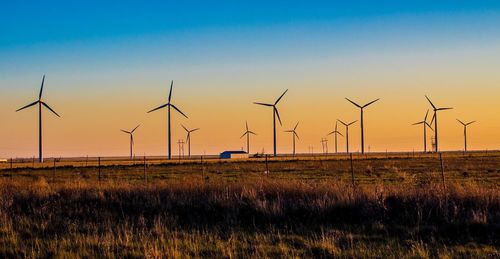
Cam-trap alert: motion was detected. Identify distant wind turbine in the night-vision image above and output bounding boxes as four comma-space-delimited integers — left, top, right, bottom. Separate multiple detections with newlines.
456, 119, 476, 153
345, 98, 380, 154
16, 75, 60, 163
425, 95, 452, 152
284, 122, 300, 157
320, 138, 329, 155
327, 121, 343, 154
240, 121, 257, 154
337, 119, 357, 154
254, 89, 288, 157
412, 110, 433, 153
182, 124, 200, 158
121, 125, 140, 159
148, 81, 188, 160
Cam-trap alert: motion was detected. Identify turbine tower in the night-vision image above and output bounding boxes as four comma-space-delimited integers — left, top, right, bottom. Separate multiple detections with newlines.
182, 124, 200, 158
254, 89, 288, 157
16, 75, 60, 163
456, 119, 476, 153
120, 125, 140, 159
148, 81, 188, 160
327, 121, 343, 154
284, 122, 299, 157
425, 95, 452, 152
345, 98, 380, 154
240, 121, 257, 154
412, 110, 433, 153
337, 119, 357, 154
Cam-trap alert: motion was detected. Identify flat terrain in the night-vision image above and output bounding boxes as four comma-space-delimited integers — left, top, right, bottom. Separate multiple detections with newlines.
0, 152, 498, 258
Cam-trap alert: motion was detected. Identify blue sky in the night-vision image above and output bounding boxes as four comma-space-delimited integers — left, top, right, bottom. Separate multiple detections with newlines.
1, 1, 500, 157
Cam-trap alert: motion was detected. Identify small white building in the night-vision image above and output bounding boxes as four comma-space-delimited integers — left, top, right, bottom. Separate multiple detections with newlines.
220, 151, 249, 159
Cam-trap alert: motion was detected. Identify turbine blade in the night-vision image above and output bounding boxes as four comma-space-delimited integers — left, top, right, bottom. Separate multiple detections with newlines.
294, 122, 299, 130
337, 131, 344, 137
274, 89, 288, 105
467, 121, 476, 125
42, 102, 60, 117
240, 132, 247, 139
348, 120, 358, 126
274, 107, 282, 126
16, 101, 38, 112
363, 98, 380, 108
181, 124, 189, 132
249, 131, 257, 135
337, 119, 347, 126
284, 130, 293, 133
254, 102, 273, 107
131, 124, 140, 133
424, 109, 429, 121
412, 121, 425, 125
168, 80, 173, 102
425, 122, 434, 131
425, 95, 436, 109
437, 107, 453, 111
327, 131, 335, 136
245, 121, 249, 131
191, 128, 200, 132
171, 104, 188, 118
430, 113, 435, 124
345, 98, 361, 108
121, 129, 130, 134
456, 119, 465, 125
294, 131, 299, 139
39, 75, 45, 100
147, 103, 167, 113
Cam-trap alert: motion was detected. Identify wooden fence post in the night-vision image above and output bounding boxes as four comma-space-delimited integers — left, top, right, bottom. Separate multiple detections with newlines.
350, 153, 355, 187
439, 153, 445, 190
98, 157, 101, 182
265, 155, 269, 175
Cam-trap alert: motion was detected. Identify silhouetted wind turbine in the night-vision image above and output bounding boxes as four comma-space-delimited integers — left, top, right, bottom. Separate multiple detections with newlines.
182, 124, 199, 158
16, 75, 60, 163
121, 125, 140, 159
327, 121, 344, 154
148, 81, 188, 160
240, 121, 257, 154
284, 122, 299, 157
425, 95, 452, 152
345, 98, 379, 154
254, 89, 288, 157
337, 119, 357, 154
456, 119, 476, 153
412, 110, 433, 153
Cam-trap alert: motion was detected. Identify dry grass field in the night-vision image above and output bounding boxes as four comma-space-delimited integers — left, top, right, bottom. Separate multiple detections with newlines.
0, 152, 498, 258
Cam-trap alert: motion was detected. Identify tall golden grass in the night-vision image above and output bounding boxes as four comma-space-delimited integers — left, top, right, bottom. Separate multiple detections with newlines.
0, 176, 498, 258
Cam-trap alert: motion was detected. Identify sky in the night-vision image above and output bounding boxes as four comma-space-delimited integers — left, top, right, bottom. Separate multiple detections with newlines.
1, 1, 500, 158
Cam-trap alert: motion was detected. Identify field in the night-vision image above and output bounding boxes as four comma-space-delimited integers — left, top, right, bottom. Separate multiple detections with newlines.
0, 152, 499, 258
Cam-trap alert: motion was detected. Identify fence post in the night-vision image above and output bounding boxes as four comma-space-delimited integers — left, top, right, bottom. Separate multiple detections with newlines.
439, 153, 445, 190
98, 157, 101, 182
350, 153, 355, 187
143, 155, 147, 183
265, 155, 269, 175
201, 156, 205, 180
53, 158, 56, 182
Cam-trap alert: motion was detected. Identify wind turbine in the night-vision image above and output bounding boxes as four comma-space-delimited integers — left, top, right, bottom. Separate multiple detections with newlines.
456, 119, 476, 153
284, 122, 299, 157
16, 75, 60, 163
121, 125, 140, 159
337, 119, 357, 154
345, 98, 380, 154
425, 95, 452, 152
254, 89, 288, 157
240, 121, 257, 154
320, 138, 329, 155
412, 110, 433, 153
147, 81, 188, 160
181, 124, 200, 158
327, 121, 344, 154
